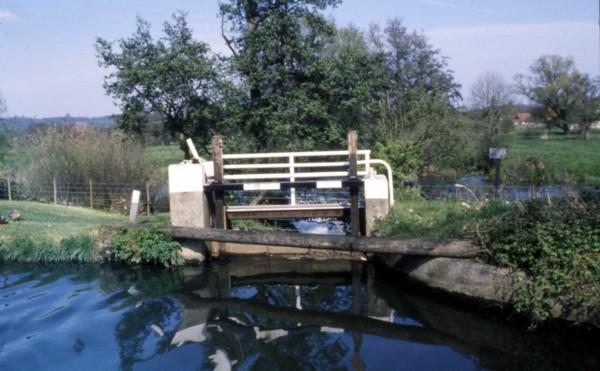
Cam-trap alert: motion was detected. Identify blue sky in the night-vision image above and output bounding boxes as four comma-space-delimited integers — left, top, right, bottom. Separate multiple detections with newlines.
0, 0, 597, 117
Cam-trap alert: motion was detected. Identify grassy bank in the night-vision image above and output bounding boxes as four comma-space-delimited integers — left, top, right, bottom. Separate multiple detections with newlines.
378, 195, 600, 325
0, 201, 123, 262
501, 128, 600, 185
0, 201, 181, 266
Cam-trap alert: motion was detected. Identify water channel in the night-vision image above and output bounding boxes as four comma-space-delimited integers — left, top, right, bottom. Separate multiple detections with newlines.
1, 259, 598, 370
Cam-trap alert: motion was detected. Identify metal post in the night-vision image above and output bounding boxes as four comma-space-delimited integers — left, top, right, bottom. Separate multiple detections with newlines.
145, 181, 151, 216
494, 159, 501, 199
89, 178, 93, 208
289, 155, 296, 205
212, 135, 226, 229
348, 131, 360, 237
7, 176, 12, 201
53, 177, 57, 204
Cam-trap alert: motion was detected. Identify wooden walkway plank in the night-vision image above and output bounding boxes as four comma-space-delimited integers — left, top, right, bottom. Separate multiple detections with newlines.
170, 227, 480, 257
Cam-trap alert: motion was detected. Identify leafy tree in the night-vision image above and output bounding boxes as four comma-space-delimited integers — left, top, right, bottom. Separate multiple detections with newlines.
321, 26, 385, 145
367, 19, 475, 175
219, 0, 340, 150
96, 13, 222, 156
570, 73, 600, 140
516, 55, 580, 134
0, 91, 6, 116
469, 71, 513, 146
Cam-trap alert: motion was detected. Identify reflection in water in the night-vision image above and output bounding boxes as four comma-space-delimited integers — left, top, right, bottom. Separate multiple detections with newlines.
0, 259, 599, 370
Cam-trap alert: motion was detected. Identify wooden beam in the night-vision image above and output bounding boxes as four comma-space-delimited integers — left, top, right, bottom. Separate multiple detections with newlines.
348, 131, 360, 236
170, 227, 480, 257
212, 135, 225, 229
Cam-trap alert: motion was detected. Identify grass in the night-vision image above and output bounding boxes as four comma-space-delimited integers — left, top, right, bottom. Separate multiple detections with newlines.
373, 200, 508, 239
0, 201, 123, 262
500, 128, 600, 186
144, 145, 184, 170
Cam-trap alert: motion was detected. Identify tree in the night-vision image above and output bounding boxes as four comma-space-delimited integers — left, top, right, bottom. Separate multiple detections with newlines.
570, 73, 600, 140
469, 71, 513, 146
96, 13, 222, 156
366, 19, 474, 174
219, 0, 340, 150
516, 55, 580, 134
0, 91, 6, 116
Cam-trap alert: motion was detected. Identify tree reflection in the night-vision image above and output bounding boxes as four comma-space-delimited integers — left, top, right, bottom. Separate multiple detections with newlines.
115, 297, 182, 370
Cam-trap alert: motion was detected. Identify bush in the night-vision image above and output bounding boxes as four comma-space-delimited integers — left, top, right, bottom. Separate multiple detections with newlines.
6, 125, 150, 207
110, 228, 183, 267
476, 193, 600, 324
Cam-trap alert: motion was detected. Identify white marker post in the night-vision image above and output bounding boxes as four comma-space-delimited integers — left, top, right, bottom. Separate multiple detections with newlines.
129, 190, 141, 224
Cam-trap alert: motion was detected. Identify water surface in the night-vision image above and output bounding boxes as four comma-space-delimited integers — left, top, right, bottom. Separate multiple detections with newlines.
0, 259, 598, 370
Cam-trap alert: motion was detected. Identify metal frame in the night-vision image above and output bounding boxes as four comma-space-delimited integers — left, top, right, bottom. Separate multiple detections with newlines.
220, 150, 394, 206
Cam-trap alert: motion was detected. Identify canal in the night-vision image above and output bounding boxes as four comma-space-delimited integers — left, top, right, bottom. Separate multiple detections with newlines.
1, 259, 598, 370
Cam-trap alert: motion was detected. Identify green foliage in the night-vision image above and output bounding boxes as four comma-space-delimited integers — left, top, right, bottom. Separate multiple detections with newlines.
220, 0, 341, 150
374, 200, 508, 239
111, 228, 183, 267
515, 55, 599, 135
373, 140, 421, 180
476, 194, 600, 324
96, 12, 223, 155
0, 235, 96, 263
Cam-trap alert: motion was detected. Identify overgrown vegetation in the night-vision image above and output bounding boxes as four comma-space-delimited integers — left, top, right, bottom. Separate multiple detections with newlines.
476, 193, 600, 325
378, 193, 600, 325
110, 228, 183, 267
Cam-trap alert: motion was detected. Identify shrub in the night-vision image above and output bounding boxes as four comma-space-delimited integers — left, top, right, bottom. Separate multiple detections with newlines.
475, 193, 600, 324
110, 228, 183, 267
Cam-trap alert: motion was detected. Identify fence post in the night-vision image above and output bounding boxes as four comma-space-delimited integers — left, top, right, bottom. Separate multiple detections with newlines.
145, 181, 151, 216
89, 178, 94, 209
289, 155, 296, 205
53, 177, 57, 204
348, 131, 360, 237
212, 135, 225, 229
7, 176, 12, 201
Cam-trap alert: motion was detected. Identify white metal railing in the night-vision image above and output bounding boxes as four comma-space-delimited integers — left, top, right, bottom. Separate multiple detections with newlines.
219, 149, 394, 206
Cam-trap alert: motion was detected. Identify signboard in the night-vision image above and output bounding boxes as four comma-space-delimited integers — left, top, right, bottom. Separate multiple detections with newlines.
489, 148, 507, 160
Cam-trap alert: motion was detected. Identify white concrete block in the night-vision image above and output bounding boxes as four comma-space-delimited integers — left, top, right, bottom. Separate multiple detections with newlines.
169, 164, 205, 193
364, 175, 389, 200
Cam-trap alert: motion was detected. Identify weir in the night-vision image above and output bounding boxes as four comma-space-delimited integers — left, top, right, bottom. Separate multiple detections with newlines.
169, 132, 393, 235
167, 131, 476, 258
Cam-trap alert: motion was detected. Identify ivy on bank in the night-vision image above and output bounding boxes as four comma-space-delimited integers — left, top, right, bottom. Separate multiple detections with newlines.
110, 228, 183, 268
476, 193, 600, 325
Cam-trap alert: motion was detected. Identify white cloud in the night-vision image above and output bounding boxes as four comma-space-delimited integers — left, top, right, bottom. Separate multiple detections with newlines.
0, 10, 18, 20
426, 22, 598, 95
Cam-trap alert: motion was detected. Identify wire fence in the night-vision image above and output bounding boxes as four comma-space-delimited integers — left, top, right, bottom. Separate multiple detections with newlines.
1, 176, 598, 215
414, 184, 600, 203
0, 177, 170, 214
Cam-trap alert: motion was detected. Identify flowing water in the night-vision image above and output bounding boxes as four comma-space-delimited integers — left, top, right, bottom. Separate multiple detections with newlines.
0, 259, 598, 371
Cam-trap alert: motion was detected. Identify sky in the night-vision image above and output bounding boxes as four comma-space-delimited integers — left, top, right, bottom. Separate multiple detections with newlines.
0, 0, 598, 117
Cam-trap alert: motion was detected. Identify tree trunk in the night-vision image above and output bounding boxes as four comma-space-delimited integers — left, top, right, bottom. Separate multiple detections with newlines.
582, 123, 592, 140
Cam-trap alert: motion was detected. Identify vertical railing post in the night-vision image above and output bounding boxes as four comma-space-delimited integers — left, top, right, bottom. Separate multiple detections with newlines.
89, 178, 94, 209
53, 177, 57, 204
212, 135, 226, 229
348, 131, 360, 236
289, 155, 296, 205
7, 176, 12, 201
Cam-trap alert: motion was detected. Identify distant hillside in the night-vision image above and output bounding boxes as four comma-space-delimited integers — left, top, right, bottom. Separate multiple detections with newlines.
0, 115, 116, 133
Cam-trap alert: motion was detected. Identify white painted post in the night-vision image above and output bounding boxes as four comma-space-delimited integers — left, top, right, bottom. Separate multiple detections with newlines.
289, 155, 296, 205
129, 190, 141, 224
